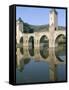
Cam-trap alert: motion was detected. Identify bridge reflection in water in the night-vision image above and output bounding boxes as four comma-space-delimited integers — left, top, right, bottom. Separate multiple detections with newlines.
16, 45, 66, 83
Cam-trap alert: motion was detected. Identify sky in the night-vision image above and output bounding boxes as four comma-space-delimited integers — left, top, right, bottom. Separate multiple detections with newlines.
16, 6, 66, 27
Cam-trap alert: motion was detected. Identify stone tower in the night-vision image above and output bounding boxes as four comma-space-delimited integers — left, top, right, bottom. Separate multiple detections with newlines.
49, 9, 58, 33
49, 9, 58, 47
16, 17, 23, 43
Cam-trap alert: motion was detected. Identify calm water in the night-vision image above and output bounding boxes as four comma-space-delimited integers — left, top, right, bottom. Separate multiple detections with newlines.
16, 45, 66, 84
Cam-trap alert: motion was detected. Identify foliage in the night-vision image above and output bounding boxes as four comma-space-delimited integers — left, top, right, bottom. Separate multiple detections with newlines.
23, 22, 65, 33
23, 23, 34, 33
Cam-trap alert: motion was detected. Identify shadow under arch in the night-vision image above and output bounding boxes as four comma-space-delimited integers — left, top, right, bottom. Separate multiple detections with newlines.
40, 35, 49, 59
28, 36, 34, 56
55, 34, 66, 47
19, 36, 23, 54
55, 34, 66, 62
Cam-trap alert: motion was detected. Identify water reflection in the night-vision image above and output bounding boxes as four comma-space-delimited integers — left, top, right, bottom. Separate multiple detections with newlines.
16, 44, 66, 83
55, 45, 66, 62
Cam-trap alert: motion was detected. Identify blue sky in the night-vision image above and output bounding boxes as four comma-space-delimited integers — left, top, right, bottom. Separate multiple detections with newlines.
16, 6, 66, 27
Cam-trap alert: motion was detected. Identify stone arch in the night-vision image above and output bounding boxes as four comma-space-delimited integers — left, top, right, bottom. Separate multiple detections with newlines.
55, 34, 66, 62
40, 35, 49, 59
20, 36, 23, 43
55, 34, 66, 47
28, 36, 34, 48
40, 35, 49, 48
28, 36, 34, 56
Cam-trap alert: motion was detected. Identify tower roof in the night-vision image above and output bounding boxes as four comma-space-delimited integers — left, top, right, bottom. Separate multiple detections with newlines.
50, 9, 57, 15
17, 17, 23, 23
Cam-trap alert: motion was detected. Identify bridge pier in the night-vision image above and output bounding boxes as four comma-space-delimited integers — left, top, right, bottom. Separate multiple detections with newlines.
16, 48, 23, 67
49, 64, 57, 81
23, 34, 28, 47
49, 38, 55, 48
23, 47, 31, 58
34, 33, 40, 49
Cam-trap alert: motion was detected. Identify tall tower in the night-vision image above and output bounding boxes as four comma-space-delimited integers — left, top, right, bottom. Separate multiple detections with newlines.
49, 9, 58, 33
16, 17, 23, 43
49, 9, 58, 48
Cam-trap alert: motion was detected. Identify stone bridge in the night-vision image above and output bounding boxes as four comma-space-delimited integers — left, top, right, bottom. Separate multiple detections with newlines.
16, 9, 66, 81
16, 9, 66, 48
22, 30, 66, 48
16, 28, 66, 48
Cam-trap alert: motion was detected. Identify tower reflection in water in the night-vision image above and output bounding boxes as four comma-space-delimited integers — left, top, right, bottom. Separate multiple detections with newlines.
16, 44, 66, 83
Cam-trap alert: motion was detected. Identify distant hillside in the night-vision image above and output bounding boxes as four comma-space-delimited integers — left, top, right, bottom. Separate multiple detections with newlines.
22, 22, 65, 33
58, 26, 65, 30
23, 23, 34, 33
30, 24, 49, 32
17, 18, 65, 33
